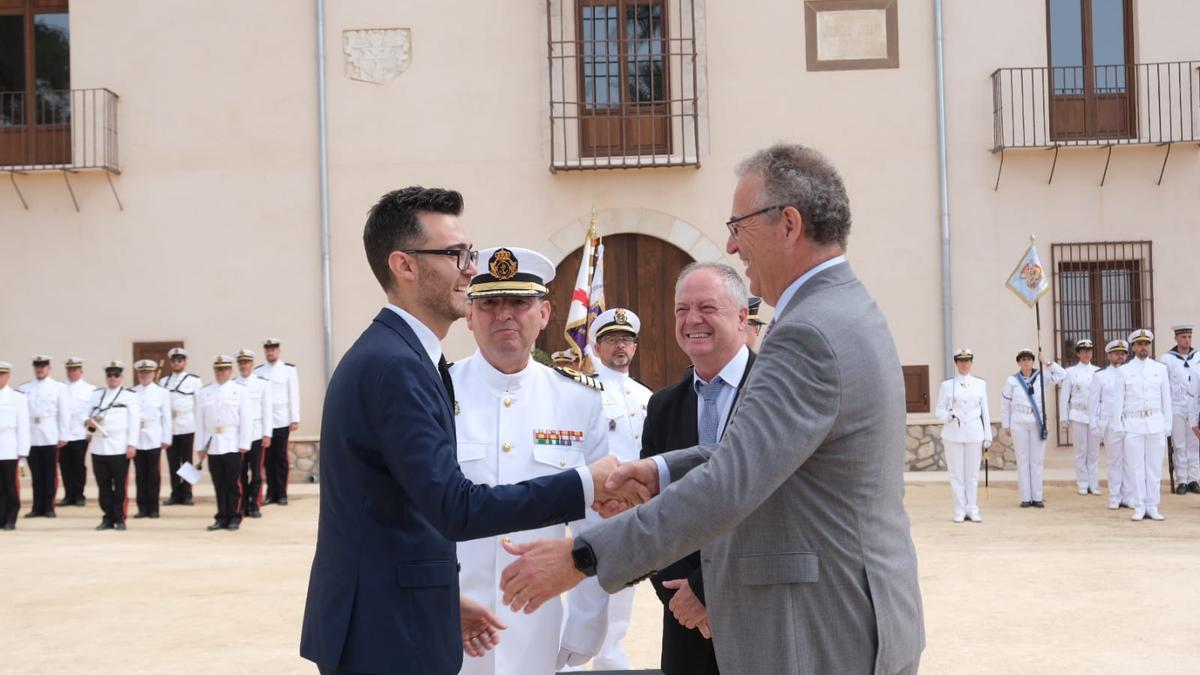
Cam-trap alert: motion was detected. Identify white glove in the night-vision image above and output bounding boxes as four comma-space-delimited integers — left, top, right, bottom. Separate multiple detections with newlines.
556, 648, 591, 670
983, 441, 992, 450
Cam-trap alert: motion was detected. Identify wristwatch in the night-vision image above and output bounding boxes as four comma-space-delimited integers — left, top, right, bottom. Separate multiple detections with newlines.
571, 537, 598, 577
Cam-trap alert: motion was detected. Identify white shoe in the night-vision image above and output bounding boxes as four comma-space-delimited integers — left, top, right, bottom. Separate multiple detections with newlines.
953, 513, 965, 523
968, 510, 982, 523
1091, 487, 1103, 496
1108, 501, 1120, 510
1147, 509, 1165, 521
1131, 509, 1146, 521
1077, 488, 1088, 496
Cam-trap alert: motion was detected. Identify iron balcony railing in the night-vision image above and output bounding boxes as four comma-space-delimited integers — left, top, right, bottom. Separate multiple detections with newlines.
991, 62, 1199, 150
0, 88, 119, 172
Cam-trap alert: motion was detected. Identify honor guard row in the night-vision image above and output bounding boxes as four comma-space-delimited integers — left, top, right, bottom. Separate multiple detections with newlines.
0, 339, 300, 531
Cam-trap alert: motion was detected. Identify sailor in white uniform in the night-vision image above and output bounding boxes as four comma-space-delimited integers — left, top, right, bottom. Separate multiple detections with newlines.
450, 247, 610, 675
934, 348, 992, 522
1059, 339, 1102, 495
1000, 348, 1065, 508
1090, 340, 1131, 509
1109, 329, 1172, 521
1159, 324, 1198, 494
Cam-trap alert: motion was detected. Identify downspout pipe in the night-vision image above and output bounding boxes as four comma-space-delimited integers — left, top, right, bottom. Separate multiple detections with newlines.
316, 0, 334, 384
934, 0, 953, 379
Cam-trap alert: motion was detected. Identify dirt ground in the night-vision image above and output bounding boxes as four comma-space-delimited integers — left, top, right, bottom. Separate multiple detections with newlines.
5, 466, 1200, 674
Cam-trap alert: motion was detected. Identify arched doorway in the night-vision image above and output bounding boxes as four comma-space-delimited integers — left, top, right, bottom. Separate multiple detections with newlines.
537, 233, 693, 391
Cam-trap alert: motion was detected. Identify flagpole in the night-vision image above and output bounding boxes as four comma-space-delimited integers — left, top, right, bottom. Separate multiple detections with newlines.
1032, 233, 1049, 441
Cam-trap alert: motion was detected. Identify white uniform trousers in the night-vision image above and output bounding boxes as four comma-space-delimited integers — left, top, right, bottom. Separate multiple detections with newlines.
593, 586, 634, 669
1169, 414, 1200, 485
1070, 421, 1101, 491
1103, 428, 1132, 506
1125, 432, 1166, 511
943, 440, 982, 517
1011, 422, 1045, 502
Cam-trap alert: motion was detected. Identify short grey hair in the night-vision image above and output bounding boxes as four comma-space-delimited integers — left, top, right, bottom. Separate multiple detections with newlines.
735, 143, 852, 248
676, 261, 749, 310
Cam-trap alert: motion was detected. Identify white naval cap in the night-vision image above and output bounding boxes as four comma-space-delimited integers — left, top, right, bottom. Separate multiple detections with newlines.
1172, 324, 1193, 334
212, 354, 235, 368
1105, 339, 1129, 353
103, 360, 126, 372
1015, 348, 1036, 361
133, 359, 157, 372
1128, 329, 1154, 344
1074, 339, 1094, 351
167, 347, 188, 359
64, 357, 84, 368
235, 348, 256, 362
589, 308, 641, 346
952, 347, 974, 361
551, 349, 578, 365
0, 361, 11, 374
468, 247, 555, 299
262, 338, 281, 348
32, 354, 52, 365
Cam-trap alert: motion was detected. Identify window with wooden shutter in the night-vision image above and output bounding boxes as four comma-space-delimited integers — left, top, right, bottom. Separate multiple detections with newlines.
902, 365, 930, 414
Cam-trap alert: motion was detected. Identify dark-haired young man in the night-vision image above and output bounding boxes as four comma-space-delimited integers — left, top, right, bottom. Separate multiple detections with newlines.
299, 186, 644, 675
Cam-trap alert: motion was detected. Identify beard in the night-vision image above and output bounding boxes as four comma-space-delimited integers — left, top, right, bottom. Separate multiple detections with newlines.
417, 262, 467, 324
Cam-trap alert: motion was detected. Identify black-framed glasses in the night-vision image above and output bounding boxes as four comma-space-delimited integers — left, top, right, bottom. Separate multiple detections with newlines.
401, 248, 478, 271
600, 335, 637, 346
725, 204, 786, 239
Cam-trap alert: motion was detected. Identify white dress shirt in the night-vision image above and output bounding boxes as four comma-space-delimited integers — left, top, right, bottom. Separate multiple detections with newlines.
18, 376, 70, 446
132, 382, 172, 450
64, 378, 96, 442
0, 386, 31, 460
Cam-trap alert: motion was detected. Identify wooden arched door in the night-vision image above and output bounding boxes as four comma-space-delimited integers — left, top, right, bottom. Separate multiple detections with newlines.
537, 233, 694, 391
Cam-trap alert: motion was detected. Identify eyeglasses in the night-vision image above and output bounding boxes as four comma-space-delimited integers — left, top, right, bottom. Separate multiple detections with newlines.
105, 372, 122, 378
725, 204, 786, 239
601, 335, 637, 346
402, 248, 478, 272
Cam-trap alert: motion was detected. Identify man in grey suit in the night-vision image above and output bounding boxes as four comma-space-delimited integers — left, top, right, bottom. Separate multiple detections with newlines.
499, 143, 925, 674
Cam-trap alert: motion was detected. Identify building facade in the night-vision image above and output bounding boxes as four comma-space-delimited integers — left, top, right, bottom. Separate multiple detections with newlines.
2, 0, 1196, 472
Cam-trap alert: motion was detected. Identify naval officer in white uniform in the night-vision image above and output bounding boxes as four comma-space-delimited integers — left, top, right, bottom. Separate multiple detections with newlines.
934, 348, 992, 522
449, 247, 611, 675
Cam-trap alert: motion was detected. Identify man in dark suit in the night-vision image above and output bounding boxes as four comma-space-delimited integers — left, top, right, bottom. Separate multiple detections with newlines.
299, 187, 644, 675
640, 262, 756, 675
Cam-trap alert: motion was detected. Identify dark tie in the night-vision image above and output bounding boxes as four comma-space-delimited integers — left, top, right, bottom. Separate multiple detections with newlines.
437, 355, 455, 404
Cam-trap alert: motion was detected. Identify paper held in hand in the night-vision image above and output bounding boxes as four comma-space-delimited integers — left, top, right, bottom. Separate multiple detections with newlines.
176, 462, 203, 485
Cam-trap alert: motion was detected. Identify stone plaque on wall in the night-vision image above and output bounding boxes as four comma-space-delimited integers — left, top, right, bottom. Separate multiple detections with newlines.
804, 0, 899, 71
816, 9, 889, 61
343, 28, 412, 84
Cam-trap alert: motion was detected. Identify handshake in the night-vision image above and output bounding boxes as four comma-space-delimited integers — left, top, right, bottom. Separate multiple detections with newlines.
584, 455, 662, 518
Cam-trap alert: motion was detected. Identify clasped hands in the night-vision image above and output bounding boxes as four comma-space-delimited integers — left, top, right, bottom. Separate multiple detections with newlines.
495, 458, 661, 616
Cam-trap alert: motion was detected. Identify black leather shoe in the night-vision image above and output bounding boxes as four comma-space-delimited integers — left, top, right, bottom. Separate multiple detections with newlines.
73, 498, 86, 507
278, 496, 288, 505
1175, 484, 1188, 495
2, 523, 14, 531
24, 511, 42, 518
1020, 501, 1032, 508
261, 497, 276, 506
44, 511, 56, 518
113, 522, 126, 531
206, 522, 224, 531
133, 512, 148, 519
95, 521, 113, 531
1188, 482, 1200, 494
149, 512, 160, 519
182, 497, 194, 506
227, 523, 240, 531
248, 510, 262, 518
56, 498, 73, 507
1032, 500, 1045, 508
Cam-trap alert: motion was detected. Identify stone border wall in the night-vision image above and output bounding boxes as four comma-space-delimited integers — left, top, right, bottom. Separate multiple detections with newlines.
289, 436, 319, 483
906, 422, 1017, 471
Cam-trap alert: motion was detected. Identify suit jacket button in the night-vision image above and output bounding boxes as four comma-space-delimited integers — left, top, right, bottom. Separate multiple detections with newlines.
502, 442, 512, 453
559, 459, 566, 467
502, 536, 512, 544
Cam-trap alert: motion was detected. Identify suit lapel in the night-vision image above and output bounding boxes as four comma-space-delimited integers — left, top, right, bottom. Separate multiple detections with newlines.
372, 309, 455, 421
721, 350, 758, 437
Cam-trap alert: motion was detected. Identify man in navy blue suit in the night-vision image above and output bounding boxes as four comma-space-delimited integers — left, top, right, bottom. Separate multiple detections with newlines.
299, 187, 646, 675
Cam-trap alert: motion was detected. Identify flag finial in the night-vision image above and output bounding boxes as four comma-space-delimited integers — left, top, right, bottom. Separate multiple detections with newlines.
587, 206, 599, 240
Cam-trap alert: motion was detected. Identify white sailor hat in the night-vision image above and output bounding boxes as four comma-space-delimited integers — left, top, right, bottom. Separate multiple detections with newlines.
1172, 324, 1193, 335
1128, 329, 1154, 344
103, 360, 126, 373
1105, 339, 1129, 353
235, 348, 256, 362
1074, 338, 1094, 351
133, 359, 157, 372
262, 338, 281, 348
747, 297, 765, 326
0, 361, 12, 374
167, 347, 188, 359
212, 354, 235, 368
1015, 348, 1036, 361
590, 308, 640, 345
550, 349, 578, 365
468, 247, 555, 299
32, 354, 52, 365
952, 348, 974, 361
65, 357, 84, 368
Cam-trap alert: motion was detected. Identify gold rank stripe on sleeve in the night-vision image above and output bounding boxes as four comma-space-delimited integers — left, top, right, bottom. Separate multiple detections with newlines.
533, 429, 585, 446
552, 366, 604, 391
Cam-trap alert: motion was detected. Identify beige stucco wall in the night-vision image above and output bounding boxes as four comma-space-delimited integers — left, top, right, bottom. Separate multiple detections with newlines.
1, 0, 1196, 438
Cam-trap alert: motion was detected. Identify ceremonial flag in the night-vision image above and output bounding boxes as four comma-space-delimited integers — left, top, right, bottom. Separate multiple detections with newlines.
563, 227, 597, 361
1005, 237, 1051, 307
588, 242, 606, 327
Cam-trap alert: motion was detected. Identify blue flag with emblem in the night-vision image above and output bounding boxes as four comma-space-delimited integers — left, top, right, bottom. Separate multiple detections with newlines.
1005, 237, 1051, 308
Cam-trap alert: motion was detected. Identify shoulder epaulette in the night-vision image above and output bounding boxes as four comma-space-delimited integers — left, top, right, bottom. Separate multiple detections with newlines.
554, 367, 604, 391
233, 380, 246, 387
257, 375, 269, 381
254, 363, 265, 369
285, 362, 296, 368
